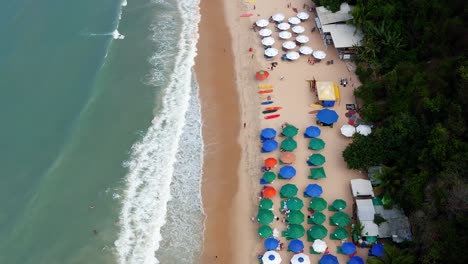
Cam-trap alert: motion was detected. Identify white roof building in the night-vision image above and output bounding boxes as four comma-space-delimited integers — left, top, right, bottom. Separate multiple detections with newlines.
316, 3, 354, 25
321, 24, 363, 48
351, 179, 374, 198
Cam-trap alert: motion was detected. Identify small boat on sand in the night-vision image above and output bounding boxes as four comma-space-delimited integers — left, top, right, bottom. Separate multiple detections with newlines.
262, 109, 278, 114
265, 114, 280, 119
265, 106, 282, 111
258, 89, 273, 94
261, 101, 274, 105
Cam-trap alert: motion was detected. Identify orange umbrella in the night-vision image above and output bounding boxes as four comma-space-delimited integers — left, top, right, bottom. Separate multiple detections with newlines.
280, 152, 296, 164
256, 70, 269, 80
263, 187, 277, 198
264, 157, 278, 167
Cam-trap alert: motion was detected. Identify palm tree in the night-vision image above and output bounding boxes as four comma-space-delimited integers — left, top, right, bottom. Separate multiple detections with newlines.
367, 244, 416, 264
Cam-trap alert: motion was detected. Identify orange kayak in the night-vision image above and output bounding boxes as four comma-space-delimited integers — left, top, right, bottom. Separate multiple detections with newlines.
265, 114, 281, 119
258, 89, 273, 94
265, 106, 282, 111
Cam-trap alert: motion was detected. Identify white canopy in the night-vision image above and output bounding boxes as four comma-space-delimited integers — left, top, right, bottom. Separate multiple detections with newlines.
282, 41, 296, 49
277, 22, 290, 30
292, 25, 305, 34
351, 179, 374, 197
286, 51, 300, 60
262, 251, 282, 264
356, 199, 376, 221
312, 239, 327, 253
296, 35, 309, 44
299, 46, 313, 55
340, 124, 356, 137
296, 12, 310, 20
291, 253, 311, 264
272, 13, 285, 22
261, 37, 275, 46
313, 50, 326, 60
356, 125, 372, 136
259, 28, 272, 37
256, 19, 269, 27
361, 220, 379, 236
264, 48, 278, 57
288, 16, 301, 25
279, 31, 292, 39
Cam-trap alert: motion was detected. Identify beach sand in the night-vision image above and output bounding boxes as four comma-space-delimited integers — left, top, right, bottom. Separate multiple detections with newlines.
198, 0, 369, 263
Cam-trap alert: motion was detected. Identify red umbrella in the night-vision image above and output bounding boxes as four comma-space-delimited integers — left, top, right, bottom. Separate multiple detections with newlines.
256, 70, 269, 80
264, 158, 278, 167
263, 187, 277, 198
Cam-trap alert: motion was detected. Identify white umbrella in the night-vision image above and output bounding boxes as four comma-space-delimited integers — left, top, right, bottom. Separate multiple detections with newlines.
341, 125, 356, 137
272, 13, 285, 22
277, 22, 290, 30
291, 253, 311, 264
356, 125, 372, 136
286, 51, 300, 60
261, 37, 275, 46
292, 25, 305, 34
259, 28, 272, 37
262, 251, 282, 264
282, 41, 296, 49
299, 46, 313, 55
312, 239, 327, 253
256, 19, 269, 27
279, 31, 292, 39
288, 16, 301, 25
296, 35, 310, 44
264, 48, 278, 57
313, 50, 326, 60
297, 12, 310, 20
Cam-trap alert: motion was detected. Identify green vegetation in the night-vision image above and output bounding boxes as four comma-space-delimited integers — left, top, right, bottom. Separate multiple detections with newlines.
367, 244, 416, 264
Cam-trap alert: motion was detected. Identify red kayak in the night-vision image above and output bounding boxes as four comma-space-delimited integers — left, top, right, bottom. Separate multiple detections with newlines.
265, 114, 280, 120
258, 89, 273, 94
265, 106, 282, 111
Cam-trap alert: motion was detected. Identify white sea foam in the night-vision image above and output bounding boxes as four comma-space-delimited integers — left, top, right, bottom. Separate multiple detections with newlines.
122, 0, 128, 7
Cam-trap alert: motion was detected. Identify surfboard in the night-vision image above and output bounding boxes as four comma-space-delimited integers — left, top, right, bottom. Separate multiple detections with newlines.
258, 89, 273, 94
265, 106, 282, 111
258, 85, 273, 89
261, 101, 273, 105
262, 109, 278, 114
265, 114, 280, 119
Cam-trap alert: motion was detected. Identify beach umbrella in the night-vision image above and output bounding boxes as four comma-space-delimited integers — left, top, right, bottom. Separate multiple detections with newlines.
288, 16, 301, 25
279, 152, 296, 164
264, 48, 279, 58
287, 210, 305, 224
341, 242, 357, 255
312, 239, 327, 253
259, 28, 272, 37
277, 22, 290, 30
256, 19, 269, 27
263, 186, 277, 198
282, 125, 298, 137
371, 244, 384, 257
349, 256, 365, 264
279, 165, 296, 179
258, 225, 273, 238
259, 198, 274, 210
296, 35, 310, 44
317, 109, 339, 124
264, 157, 278, 168
257, 209, 274, 224
262, 171, 276, 183
287, 224, 305, 239
272, 13, 285, 22
320, 254, 339, 264
331, 227, 349, 240
308, 154, 326, 166
288, 239, 304, 253
304, 126, 321, 138
292, 25, 305, 34
262, 250, 282, 264
332, 199, 347, 211
297, 12, 310, 20
280, 183, 298, 198
308, 138, 325, 150
286, 51, 300, 61
309, 167, 326, 179
330, 212, 351, 227
291, 253, 310, 264
279, 31, 292, 39
261, 128, 276, 140
304, 183, 323, 197
281, 138, 297, 152
261, 37, 275, 46
310, 211, 326, 225
286, 197, 304, 210
264, 237, 279, 250
356, 124, 372, 136
262, 140, 278, 152
313, 50, 327, 60
282, 40, 296, 50
308, 225, 328, 240
256, 70, 270, 80
309, 197, 327, 211
340, 124, 356, 137
299, 46, 313, 55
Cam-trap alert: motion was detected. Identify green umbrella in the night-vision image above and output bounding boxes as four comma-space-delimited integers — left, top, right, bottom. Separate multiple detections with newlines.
281, 138, 297, 151
332, 199, 347, 211
282, 125, 298, 137
331, 227, 349, 240
330, 212, 351, 227
259, 198, 274, 210
310, 212, 326, 225
257, 209, 274, 225
308, 224, 328, 240
309, 167, 326, 179
280, 184, 298, 198
262, 171, 276, 183
287, 224, 305, 239
309, 138, 325, 150
258, 225, 273, 238
286, 197, 304, 210
308, 154, 326, 166
309, 197, 327, 211
287, 210, 305, 224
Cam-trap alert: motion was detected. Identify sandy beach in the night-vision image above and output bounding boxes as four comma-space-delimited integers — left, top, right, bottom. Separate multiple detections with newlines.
197, 0, 369, 263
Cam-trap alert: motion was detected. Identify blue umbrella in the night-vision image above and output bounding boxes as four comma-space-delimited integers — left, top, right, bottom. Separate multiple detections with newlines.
262, 140, 278, 152
349, 256, 364, 264
261, 128, 277, 140
319, 254, 338, 264
279, 165, 296, 179
288, 239, 304, 253
341, 242, 356, 255
304, 126, 321, 138
317, 109, 339, 124
371, 243, 384, 257
304, 184, 323, 197
264, 237, 279, 250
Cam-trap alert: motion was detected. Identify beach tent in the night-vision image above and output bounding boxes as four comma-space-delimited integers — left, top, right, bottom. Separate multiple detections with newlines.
279, 165, 297, 179
258, 225, 273, 238
308, 154, 326, 166
317, 109, 339, 124
330, 227, 349, 240
287, 210, 305, 224
316, 82, 338, 107
291, 253, 310, 264
257, 209, 274, 224
262, 171, 276, 183
264, 237, 279, 250
286, 224, 305, 239
308, 138, 325, 150
304, 184, 323, 197
279, 152, 296, 164
261, 128, 277, 140
308, 225, 328, 240
282, 125, 298, 137
341, 242, 357, 255
350, 179, 374, 197
262, 140, 278, 152
330, 199, 347, 211
330, 212, 351, 227
263, 186, 277, 198
256, 70, 270, 80
349, 256, 365, 264
340, 124, 356, 137
309, 167, 326, 179
309, 212, 326, 225
356, 124, 372, 136
262, 250, 282, 264
320, 254, 339, 264
371, 244, 384, 257
259, 198, 274, 210
288, 239, 304, 253
309, 197, 327, 211
304, 126, 321, 138
312, 239, 327, 253
286, 197, 304, 211
281, 138, 297, 151
280, 184, 298, 198
264, 158, 278, 168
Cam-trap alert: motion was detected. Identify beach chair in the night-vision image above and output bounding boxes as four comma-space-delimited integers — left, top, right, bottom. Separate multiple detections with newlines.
309, 246, 321, 254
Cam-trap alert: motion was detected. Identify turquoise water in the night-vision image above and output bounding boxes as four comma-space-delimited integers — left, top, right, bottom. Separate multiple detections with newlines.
0, 0, 204, 263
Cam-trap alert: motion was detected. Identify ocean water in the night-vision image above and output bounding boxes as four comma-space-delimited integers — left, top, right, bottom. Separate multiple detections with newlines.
0, 0, 204, 264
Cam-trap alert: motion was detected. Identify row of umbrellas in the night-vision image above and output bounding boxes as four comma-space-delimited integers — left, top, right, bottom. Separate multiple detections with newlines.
258, 25, 306, 37
261, 35, 310, 46
261, 251, 366, 264
340, 124, 372, 137
261, 125, 323, 140
256, 11, 310, 28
